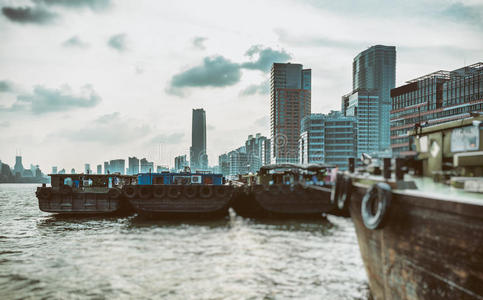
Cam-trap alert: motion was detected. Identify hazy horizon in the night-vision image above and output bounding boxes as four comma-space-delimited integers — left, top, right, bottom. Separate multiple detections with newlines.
1, 0, 482, 171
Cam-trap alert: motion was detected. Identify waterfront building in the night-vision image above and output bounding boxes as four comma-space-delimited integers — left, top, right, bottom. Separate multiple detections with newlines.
84, 163, 91, 174
342, 89, 380, 157
174, 155, 188, 171
245, 133, 270, 173
190, 108, 208, 170
52, 166, 58, 174
96, 164, 102, 174
342, 45, 396, 155
109, 159, 125, 174
218, 154, 230, 177
228, 146, 248, 177
270, 63, 311, 164
390, 62, 483, 156
140, 158, 154, 173
128, 156, 140, 175
13, 156, 24, 176
300, 111, 357, 169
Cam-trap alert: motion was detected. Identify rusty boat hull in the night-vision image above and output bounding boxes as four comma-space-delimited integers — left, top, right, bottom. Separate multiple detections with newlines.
127, 184, 233, 218
232, 184, 334, 219
348, 182, 483, 300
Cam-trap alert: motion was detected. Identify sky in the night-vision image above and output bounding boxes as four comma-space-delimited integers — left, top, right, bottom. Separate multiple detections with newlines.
0, 0, 482, 172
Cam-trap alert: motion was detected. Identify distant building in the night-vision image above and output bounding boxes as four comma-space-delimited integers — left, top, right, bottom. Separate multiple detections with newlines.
218, 154, 230, 177
140, 158, 154, 173
190, 108, 208, 170
228, 146, 248, 177
270, 63, 311, 164
300, 111, 357, 169
109, 159, 125, 174
84, 163, 91, 174
245, 133, 270, 173
343, 45, 396, 155
390, 62, 483, 156
128, 156, 140, 175
342, 89, 380, 158
104, 161, 110, 174
70, 168, 75, 174
59, 168, 66, 174
52, 166, 58, 174
156, 165, 169, 173
96, 164, 102, 174
13, 156, 24, 176
174, 155, 189, 171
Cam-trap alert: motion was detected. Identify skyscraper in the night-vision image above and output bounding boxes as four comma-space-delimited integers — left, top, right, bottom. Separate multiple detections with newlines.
245, 133, 270, 173
96, 164, 102, 174
109, 159, 125, 174
343, 45, 396, 156
190, 108, 208, 170
174, 155, 188, 171
13, 156, 24, 176
84, 163, 91, 174
270, 63, 311, 164
140, 158, 154, 173
128, 156, 140, 175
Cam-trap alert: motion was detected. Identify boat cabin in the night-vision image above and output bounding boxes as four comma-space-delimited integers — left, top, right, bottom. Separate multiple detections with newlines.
137, 172, 224, 185
49, 174, 136, 192
257, 164, 333, 186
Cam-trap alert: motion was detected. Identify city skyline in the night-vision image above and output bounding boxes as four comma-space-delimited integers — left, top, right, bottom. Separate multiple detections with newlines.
0, 0, 482, 171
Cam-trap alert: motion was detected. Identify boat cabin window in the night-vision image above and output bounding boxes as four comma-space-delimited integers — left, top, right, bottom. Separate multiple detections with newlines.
63, 177, 73, 187
191, 175, 202, 184
173, 176, 190, 185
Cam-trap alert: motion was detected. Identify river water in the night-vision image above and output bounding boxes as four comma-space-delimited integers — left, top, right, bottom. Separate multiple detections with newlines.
0, 184, 369, 299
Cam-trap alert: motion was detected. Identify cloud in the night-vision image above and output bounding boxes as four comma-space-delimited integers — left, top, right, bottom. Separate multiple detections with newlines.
241, 45, 291, 72
62, 35, 89, 48
0, 84, 101, 114
108, 33, 128, 52
0, 80, 14, 93
0, 121, 10, 128
149, 132, 185, 144
1, 6, 58, 24
441, 2, 483, 29
51, 112, 152, 145
239, 80, 269, 96
32, 0, 112, 11
254, 116, 269, 128
167, 56, 241, 95
192, 36, 207, 50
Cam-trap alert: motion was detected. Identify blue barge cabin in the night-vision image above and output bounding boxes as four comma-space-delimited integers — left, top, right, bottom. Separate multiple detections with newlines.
137, 171, 224, 186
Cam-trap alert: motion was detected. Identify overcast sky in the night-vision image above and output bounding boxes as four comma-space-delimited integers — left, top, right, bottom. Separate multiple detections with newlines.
0, 0, 482, 172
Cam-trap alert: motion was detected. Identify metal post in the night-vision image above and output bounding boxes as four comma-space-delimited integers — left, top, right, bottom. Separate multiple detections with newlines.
383, 158, 391, 179
348, 158, 355, 173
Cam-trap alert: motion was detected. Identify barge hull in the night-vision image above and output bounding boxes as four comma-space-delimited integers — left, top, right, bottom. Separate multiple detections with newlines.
349, 184, 483, 300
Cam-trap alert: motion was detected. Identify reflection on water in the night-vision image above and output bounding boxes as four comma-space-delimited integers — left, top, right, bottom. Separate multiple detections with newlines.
0, 184, 369, 299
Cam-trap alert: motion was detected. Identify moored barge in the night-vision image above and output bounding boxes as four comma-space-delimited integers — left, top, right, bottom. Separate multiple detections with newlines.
333, 116, 483, 299
232, 164, 335, 218
36, 174, 136, 214
125, 170, 234, 218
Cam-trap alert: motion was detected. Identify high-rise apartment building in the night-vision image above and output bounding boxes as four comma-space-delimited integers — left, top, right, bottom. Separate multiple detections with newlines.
390, 62, 483, 156
84, 163, 91, 174
270, 63, 311, 163
245, 133, 271, 173
174, 155, 188, 171
127, 156, 140, 175
300, 111, 357, 169
13, 156, 24, 175
190, 108, 208, 170
140, 158, 154, 173
104, 161, 110, 174
52, 166, 58, 174
343, 45, 396, 156
109, 159, 125, 174
96, 164, 102, 174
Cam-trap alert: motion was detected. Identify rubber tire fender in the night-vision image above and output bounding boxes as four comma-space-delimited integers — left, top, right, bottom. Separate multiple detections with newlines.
138, 186, 152, 199
183, 185, 198, 198
199, 185, 213, 198
361, 182, 392, 230
168, 185, 182, 199
123, 186, 137, 199
108, 188, 122, 199
153, 185, 166, 199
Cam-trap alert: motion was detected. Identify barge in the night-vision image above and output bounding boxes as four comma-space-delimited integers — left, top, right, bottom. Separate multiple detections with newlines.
333, 116, 483, 299
36, 174, 136, 214
126, 170, 234, 218
232, 164, 335, 218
